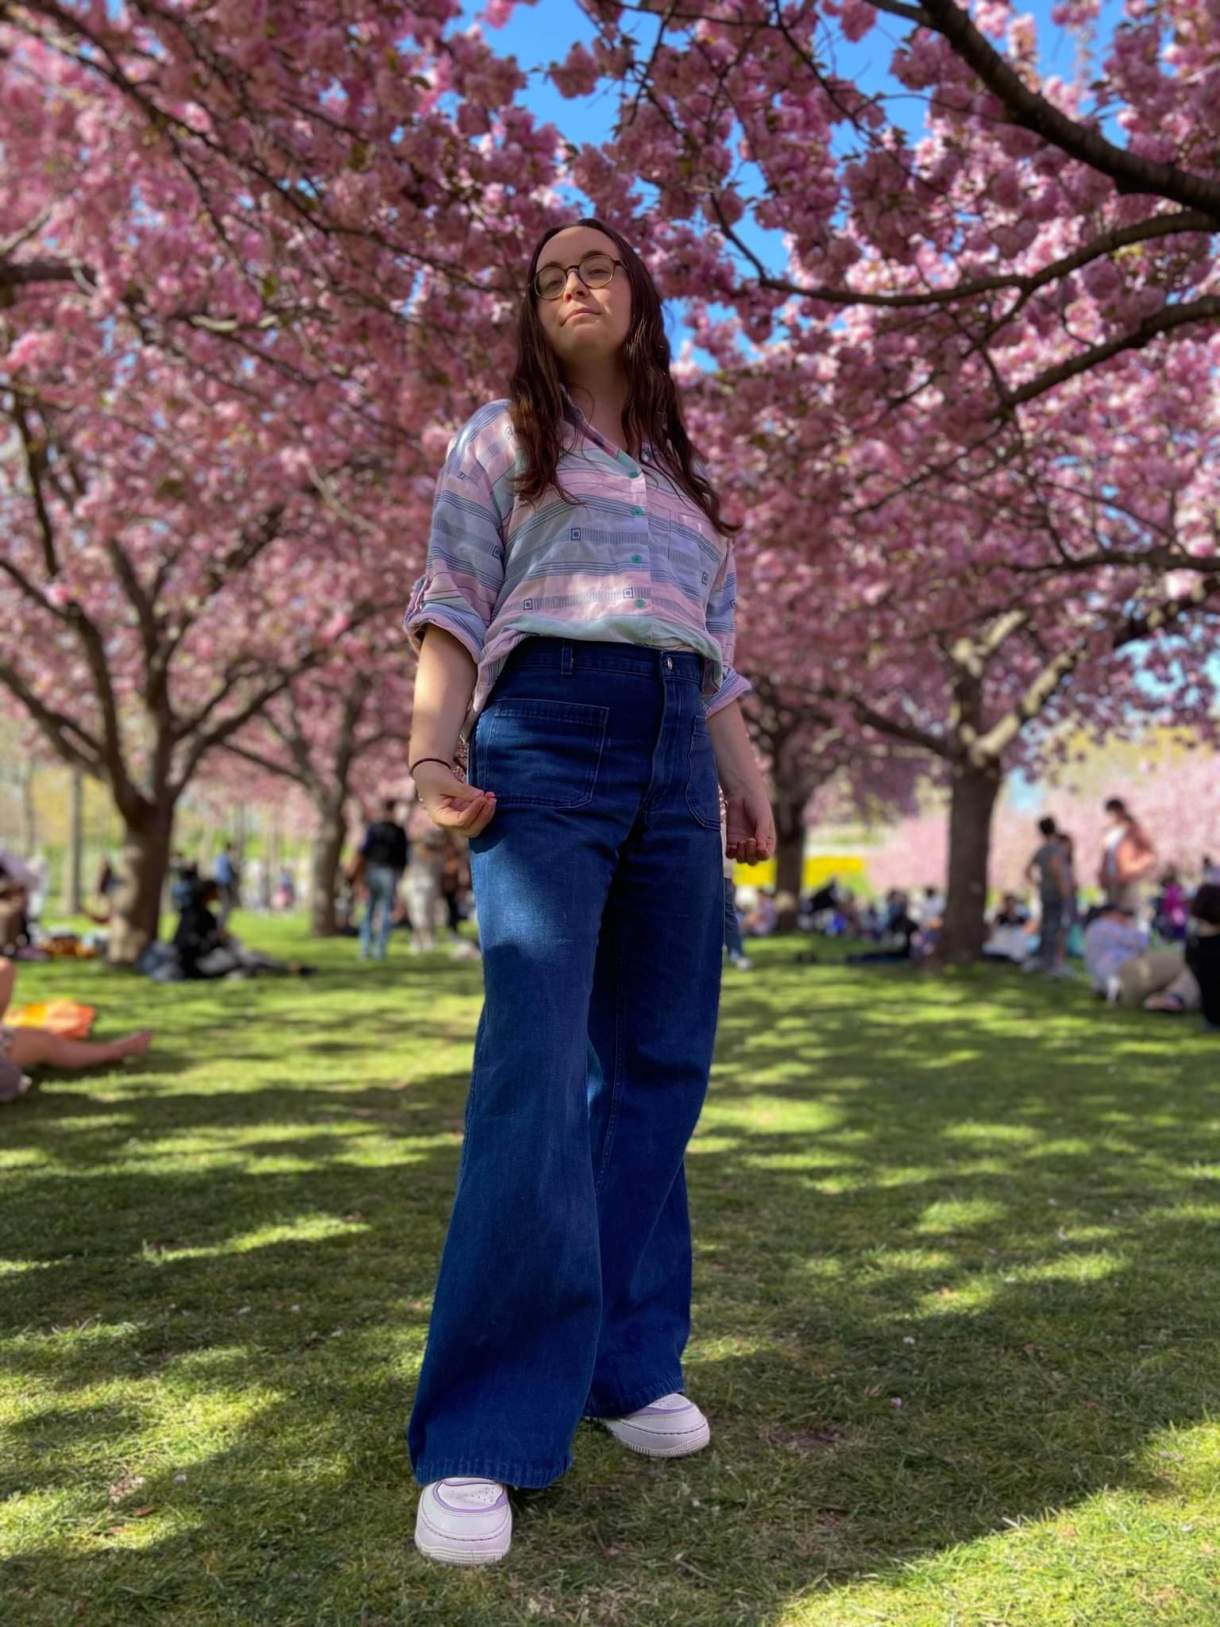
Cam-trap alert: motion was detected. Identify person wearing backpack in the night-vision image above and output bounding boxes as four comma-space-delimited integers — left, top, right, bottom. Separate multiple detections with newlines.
357, 799, 409, 961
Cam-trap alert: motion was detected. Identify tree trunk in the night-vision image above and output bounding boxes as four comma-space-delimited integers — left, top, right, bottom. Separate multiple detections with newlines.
20, 759, 37, 853
938, 758, 1002, 964
109, 802, 175, 964
268, 810, 282, 905
774, 819, 805, 930
310, 799, 346, 937
65, 766, 84, 913
770, 744, 815, 934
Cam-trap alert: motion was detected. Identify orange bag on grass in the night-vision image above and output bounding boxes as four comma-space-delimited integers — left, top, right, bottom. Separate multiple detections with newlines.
6, 1000, 97, 1039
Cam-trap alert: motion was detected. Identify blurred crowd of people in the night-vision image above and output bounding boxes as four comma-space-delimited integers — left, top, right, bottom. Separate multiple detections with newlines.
723, 793, 1218, 1034
987, 797, 1218, 1032
339, 797, 480, 963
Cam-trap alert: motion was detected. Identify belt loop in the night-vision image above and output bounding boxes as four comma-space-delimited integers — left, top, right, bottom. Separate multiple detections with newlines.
560, 641, 574, 677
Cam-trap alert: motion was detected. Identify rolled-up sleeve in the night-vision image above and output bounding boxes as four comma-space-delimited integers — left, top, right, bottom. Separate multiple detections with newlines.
403, 416, 506, 667
704, 538, 752, 717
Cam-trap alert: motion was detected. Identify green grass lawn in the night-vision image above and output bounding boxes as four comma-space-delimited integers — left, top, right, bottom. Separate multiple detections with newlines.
3, 918, 1220, 1626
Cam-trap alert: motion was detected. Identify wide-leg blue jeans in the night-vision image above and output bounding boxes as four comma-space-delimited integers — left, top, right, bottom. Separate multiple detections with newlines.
407, 637, 725, 1489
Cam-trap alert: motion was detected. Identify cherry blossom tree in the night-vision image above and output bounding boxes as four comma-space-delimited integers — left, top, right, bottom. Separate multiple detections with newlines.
0, 336, 412, 957
224, 642, 415, 935
7, 0, 1219, 975
554, 0, 1219, 432
689, 332, 1220, 958
0, 7, 566, 958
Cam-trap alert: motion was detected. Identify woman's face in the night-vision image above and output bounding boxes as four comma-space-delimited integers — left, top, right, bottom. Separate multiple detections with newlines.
534, 226, 632, 370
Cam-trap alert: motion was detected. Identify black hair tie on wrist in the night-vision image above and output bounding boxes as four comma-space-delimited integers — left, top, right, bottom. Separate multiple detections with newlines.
410, 757, 455, 776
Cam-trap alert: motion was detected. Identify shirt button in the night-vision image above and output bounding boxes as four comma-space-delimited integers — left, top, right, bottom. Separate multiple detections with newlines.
635, 597, 647, 608
631, 505, 645, 516
631, 554, 643, 563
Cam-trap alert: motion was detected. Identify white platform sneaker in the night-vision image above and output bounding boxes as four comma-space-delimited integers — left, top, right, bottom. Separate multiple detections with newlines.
603, 1393, 711, 1457
414, 1477, 512, 1565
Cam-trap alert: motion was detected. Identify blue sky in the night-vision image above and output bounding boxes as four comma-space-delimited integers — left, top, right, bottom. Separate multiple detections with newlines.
466, 0, 1129, 271
474, 0, 1119, 146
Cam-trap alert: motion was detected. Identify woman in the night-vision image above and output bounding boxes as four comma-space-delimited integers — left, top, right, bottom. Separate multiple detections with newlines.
402, 218, 775, 1565
172, 878, 302, 979
401, 823, 447, 955
1154, 866, 1189, 942
1097, 797, 1156, 915
0, 956, 151, 1101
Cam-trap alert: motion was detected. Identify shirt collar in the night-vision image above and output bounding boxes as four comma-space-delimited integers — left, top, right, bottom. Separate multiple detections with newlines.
561, 387, 653, 465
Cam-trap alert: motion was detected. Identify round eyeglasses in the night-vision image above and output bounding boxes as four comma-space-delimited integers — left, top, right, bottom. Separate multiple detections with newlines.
533, 251, 623, 301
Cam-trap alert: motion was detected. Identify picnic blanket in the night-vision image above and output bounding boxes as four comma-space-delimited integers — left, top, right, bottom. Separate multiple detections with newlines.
6, 1000, 97, 1039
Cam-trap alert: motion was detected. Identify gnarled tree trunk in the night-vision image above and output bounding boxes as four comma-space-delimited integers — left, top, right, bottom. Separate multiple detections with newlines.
109, 802, 175, 964
769, 727, 818, 934
937, 758, 1002, 964
774, 819, 805, 924
310, 797, 347, 937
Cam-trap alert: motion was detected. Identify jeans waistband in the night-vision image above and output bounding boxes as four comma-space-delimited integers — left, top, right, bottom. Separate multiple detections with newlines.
506, 637, 703, 683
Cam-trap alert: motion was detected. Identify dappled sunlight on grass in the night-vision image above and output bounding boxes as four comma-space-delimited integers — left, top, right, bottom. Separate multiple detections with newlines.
3, 925, 1220, 1625
913, 1198, 1008, 1232
146, 1215, 372, 1263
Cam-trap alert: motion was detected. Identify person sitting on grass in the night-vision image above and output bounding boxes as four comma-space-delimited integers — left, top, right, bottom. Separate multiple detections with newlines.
1153, 867, 1190, 942
1185, 884, 1220, 1033
846, 890, 924, 964
1082, 906, 1148, 1002
742, 886, 778, 937
172, 879, 309, 980
0, 854, 32, 955
0, 956, 151, 1103
984, 894, 1035, 964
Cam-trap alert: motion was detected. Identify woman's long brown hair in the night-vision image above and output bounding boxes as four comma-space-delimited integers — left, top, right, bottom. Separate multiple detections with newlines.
509, 218, 736, 536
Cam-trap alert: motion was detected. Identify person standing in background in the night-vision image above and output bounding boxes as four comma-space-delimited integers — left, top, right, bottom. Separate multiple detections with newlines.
214, 843, 241, 928
403, 827, 447, 955
1025, 817, 1070, 976
1058, 828, 1080, 962
438, 832, 479, 959
358, 798, 409, 961
1097, 798, 1156, 915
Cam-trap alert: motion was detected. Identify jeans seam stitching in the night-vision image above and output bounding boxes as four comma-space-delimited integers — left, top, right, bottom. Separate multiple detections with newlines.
594, 897, 625, 1197
685, 714, 721, 829
479, 707, 608, 810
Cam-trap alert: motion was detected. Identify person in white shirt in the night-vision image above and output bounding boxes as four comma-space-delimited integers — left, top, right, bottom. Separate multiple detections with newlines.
1097, 798, 1156, 914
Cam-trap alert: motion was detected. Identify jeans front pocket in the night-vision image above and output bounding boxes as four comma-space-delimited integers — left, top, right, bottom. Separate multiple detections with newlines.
476, 697, 609, 810
686, 711, 722, 829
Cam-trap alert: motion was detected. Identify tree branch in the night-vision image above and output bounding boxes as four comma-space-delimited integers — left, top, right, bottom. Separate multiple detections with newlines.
712, 196, 1214, 311
913, 0, 1220, 223
1002, 295, 1220, 410
0, 661, 104, 776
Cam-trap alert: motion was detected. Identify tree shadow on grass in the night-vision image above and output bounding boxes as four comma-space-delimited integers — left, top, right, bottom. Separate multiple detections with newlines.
2, 952, 1218, 1625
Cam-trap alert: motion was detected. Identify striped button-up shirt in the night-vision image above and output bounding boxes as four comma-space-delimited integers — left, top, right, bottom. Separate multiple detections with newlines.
403, 398, 752, 736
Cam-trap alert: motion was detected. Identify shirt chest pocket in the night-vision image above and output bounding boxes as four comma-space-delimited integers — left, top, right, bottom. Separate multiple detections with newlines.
649, 491, 716, 581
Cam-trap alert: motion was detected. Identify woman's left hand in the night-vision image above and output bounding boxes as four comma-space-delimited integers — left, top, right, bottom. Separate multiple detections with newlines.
724, 781, 776, 865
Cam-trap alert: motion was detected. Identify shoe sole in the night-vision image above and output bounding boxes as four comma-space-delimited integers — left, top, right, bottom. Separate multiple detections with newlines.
603, 1418, 711, 1458
414, 1506, 511, 1566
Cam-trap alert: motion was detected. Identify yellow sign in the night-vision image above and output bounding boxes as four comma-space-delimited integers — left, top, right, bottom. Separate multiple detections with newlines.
733, 854, 868, 891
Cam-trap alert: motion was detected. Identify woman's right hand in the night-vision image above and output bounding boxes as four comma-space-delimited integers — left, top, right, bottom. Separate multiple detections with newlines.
413, 761, 497, 837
